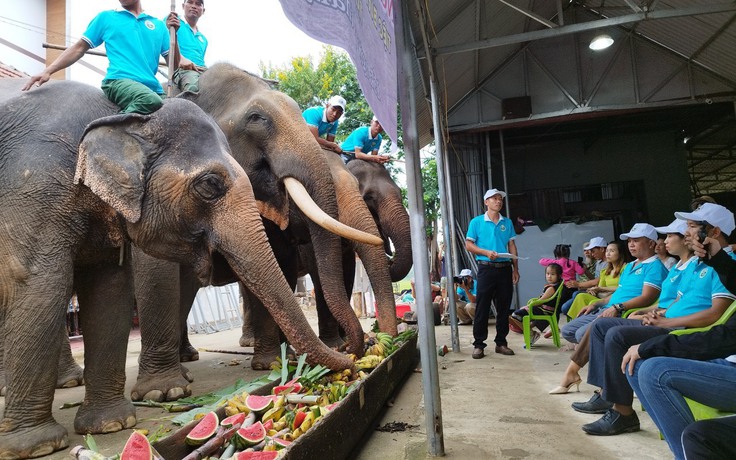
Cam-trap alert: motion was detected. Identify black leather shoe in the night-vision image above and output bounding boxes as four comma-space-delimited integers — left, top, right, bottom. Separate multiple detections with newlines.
572, 391, 614, 414
582, 409, 640, 436
495, 345, 515, 355
472, 348, 485, 359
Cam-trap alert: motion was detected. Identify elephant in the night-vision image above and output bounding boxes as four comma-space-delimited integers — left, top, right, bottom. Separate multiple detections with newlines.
0, 79, 352, 459
240, 154, 412, 348
128, 63, 392, 401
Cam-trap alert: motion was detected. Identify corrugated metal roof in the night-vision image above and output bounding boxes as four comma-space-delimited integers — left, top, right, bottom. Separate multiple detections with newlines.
0, 62, 29, 78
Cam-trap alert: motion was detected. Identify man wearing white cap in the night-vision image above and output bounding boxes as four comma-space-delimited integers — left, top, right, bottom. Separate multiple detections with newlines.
576, 216, 735, 437
454, 268, 477, 324
560, 236, 608, 316
560, 223, 669, 345
465, 188, 519, 359
302, 95, 346, 154
339, 117, 389, 165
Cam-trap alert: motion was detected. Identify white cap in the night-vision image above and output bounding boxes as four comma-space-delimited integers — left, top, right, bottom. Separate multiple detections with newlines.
327, 95, 346, 111
654, 219, 688, 236
372, 115, 379, 123
620, 223, 658, 241
459, 269, 473, 277
675, 203, 735, 236
584, 236, 607, 250
483, 188, 506, 200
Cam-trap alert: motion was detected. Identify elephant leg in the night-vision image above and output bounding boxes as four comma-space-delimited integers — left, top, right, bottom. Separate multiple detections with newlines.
247, 288, 285, 370
0, 305, 5, 396
73, 252, 137, 435
179, 266, 200, 363
131, 249, 192, 402
239, 282, 255, 347
57, 328, 84, 389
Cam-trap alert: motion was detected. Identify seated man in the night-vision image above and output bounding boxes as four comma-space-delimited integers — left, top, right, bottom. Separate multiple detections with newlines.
561, 237, 608, 316
302, 95, 346, 154
454, 269, 477, 325
560, 223, 668, 344
576, 204, 736, 436
340, 117, 390, 164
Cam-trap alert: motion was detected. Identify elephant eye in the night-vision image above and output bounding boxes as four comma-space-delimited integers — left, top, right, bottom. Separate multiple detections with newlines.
193, 173, 226, 201
245, 111, 268, 124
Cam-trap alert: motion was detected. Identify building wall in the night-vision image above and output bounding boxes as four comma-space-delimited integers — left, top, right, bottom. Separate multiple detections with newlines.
2, 0, 47, 74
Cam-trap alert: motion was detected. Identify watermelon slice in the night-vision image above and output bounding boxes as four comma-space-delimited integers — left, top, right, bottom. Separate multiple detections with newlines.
234, 451, 280, 459
291, 411, 307, 431
262, 419, 274, 431
246, 394, 275, 413
185, 411, 219, 446
273, 437, 292, 449
273, 377, 303, 395
120, 431, 153, 460
233, 421, 267, 449
221, 412, 246, 428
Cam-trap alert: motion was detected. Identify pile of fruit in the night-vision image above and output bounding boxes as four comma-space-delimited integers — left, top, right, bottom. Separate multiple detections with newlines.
71, 329, 416, 460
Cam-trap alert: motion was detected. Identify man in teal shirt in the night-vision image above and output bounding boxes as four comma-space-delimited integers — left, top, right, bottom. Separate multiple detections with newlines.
340, 117, 390, 164
302, 95, 346, 154
465, 188, 520, 358
169, 0, 207, 92
24, 0, 177, 114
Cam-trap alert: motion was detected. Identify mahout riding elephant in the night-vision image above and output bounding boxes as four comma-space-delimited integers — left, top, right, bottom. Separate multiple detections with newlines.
129, 63, 391, 401
0, 79, 351, 459
240, 155, 412, 348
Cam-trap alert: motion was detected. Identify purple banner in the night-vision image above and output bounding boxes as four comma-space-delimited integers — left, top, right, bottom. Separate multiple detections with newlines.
278, 0, 398, 145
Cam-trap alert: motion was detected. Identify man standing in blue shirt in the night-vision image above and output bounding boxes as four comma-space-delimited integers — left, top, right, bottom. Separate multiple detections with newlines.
170, 0, 207, 92
465, 188, 520, 359
302, 95, 346, 154
23, 0, 177, 114
340, 117, 390, 164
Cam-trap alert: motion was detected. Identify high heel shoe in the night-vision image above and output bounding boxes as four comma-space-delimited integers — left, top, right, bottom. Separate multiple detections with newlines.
548, 379, 582, 394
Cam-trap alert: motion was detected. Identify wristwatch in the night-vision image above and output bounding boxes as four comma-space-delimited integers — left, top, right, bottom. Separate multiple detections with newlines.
613, 303, 625, 314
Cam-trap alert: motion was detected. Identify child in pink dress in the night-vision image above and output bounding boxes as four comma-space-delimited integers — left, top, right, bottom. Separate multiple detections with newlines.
539, 243, 585, 283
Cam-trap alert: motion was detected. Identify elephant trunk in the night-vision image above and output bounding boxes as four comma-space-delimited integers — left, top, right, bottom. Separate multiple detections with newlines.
376, 199, 413, 282
215, 175, 353, 371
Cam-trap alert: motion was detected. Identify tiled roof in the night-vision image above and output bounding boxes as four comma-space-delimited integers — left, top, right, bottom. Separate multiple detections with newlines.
0, 62, 30, 78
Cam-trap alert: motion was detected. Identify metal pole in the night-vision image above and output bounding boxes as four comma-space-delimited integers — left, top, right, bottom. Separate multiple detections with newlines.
499, 130, 519, 308
167, 0, 177, 97
485, 131, 493, 189
430, 78, 460, 353
397, 1, 445, 456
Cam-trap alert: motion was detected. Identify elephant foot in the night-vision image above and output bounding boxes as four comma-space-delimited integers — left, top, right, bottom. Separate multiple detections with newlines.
251, 346, 296, 371
130, 368, 192, 402
0, 419, 69, 459
179, 343, 199, 362
57, 363, 85, 389
181, 363, 194, 383
239, 332, 255, 348
74, 398, 136, 435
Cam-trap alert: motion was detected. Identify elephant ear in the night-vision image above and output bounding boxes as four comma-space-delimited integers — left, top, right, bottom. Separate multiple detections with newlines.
74, 113, 152, 223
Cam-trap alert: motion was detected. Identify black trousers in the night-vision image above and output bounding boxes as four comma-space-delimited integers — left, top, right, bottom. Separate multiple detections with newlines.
682, 415, 736, 460
473, 265, 513, 349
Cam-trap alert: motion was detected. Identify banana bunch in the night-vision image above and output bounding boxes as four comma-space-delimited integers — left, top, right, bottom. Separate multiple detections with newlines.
223, 391, 251, 417
327, 380, 349, 403
365, 341, 386, 357
261, 396, 286, 423
355, 354, 383, 370
290, 411, 317, 440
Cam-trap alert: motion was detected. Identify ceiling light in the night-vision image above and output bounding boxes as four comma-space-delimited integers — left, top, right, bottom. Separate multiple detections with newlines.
589, 34, 614, 50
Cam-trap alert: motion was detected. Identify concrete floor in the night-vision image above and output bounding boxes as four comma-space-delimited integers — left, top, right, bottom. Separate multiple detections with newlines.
0, 311, 673, 460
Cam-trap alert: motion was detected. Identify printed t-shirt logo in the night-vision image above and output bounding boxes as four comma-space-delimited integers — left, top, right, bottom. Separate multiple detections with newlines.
198, 36, 204, 42
499, 224, 506, 232
634, 268, 643, 275
145, 20, 155, 30
699, 268, 708, 279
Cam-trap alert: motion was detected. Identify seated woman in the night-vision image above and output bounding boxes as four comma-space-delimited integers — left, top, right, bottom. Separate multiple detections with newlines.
566, 241, 630, 319
549, 221, 691, 395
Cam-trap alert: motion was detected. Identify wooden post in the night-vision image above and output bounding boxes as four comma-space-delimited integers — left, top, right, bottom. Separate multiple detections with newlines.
167, 0, 177, 97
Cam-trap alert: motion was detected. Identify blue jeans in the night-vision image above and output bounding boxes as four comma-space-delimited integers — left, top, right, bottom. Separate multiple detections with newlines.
560, 309, 601, 343
627, 357, 736, 460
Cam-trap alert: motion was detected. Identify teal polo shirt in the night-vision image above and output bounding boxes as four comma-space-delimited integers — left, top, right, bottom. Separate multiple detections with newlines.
465, 213, 516, 262
340, 126, 382, 154
666, 255, 736, 318
82, 9, 169, 94
456, 283, 477, 302
174, 16, 207, 67
302, 107, 339, 137
657, 257, 694, 308
603, 255, 668, 308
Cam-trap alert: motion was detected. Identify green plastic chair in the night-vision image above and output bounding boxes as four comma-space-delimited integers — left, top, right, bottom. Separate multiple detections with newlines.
522, 283, 565, 350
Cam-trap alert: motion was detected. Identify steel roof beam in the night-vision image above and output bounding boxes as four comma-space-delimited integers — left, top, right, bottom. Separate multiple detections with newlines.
497, 0, 557, 28
436, 3, 736, 56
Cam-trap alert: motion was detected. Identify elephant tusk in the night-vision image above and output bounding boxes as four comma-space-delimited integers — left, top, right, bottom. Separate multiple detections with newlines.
284, 177, 383, 246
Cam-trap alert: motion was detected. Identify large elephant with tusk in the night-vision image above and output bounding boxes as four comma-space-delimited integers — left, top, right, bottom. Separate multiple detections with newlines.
0, 80, 352, 459
128, 63, 394, 401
